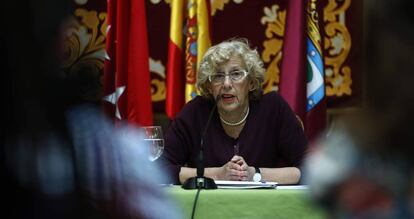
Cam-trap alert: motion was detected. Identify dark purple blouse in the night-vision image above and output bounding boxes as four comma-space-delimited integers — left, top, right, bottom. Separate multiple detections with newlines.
159, 91, 308, 184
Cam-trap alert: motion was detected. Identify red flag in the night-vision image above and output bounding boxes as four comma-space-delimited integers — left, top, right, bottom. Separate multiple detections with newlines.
279, 0, 326, 142
103, 0, 153, 126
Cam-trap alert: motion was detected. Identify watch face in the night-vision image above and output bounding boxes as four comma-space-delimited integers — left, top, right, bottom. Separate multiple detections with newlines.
253, 173, 261, 182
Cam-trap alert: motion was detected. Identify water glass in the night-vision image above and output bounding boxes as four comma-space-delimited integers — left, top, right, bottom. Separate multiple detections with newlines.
141, 126, 164, 161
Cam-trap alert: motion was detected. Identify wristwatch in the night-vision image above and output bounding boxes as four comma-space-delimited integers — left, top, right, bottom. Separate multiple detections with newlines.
253, 167, 262, 182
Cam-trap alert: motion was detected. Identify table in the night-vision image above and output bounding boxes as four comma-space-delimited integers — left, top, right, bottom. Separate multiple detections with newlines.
167, 185, 327, 219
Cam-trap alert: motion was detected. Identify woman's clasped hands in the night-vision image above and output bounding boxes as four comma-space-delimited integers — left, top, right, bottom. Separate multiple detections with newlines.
217, 155, 255, 181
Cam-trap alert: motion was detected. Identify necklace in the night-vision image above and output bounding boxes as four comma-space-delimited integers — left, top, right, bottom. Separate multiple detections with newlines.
219, 107, 249, 126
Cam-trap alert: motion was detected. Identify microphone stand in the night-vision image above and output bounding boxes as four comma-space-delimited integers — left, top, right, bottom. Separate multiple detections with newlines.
182, 96, 219, 190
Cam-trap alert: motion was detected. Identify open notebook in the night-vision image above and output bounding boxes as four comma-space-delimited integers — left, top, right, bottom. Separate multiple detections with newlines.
215, 180, 278, 189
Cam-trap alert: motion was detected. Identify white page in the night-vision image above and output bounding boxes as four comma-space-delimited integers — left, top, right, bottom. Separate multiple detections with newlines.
215, 180, 278, 189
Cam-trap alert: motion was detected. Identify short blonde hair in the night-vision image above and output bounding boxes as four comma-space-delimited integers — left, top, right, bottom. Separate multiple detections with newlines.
196, 38, 265, 100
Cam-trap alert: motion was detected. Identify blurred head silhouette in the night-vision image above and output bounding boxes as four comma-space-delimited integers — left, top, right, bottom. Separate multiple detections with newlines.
304, 0, 414, 218
1, 1, 180, 219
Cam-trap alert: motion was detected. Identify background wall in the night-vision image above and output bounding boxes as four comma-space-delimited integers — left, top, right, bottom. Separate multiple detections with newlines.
65, 0, 363, 130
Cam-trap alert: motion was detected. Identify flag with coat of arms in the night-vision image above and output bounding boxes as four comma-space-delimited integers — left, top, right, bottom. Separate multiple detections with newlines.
165, 0, 212, 119
279, 0, 326, 142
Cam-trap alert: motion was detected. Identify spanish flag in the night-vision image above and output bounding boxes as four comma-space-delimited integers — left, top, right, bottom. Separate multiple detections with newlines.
166, 0, 212, 119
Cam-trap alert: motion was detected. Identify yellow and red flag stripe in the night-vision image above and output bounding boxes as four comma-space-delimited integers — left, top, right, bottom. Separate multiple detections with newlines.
166, 0, 185, 119
166, 0, 212, 119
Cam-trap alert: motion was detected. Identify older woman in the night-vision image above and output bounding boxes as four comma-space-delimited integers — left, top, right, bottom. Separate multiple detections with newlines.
160, 38, 307, 185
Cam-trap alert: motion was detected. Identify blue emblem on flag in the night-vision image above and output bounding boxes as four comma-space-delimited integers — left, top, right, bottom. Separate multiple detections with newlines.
306, 38, 324, 112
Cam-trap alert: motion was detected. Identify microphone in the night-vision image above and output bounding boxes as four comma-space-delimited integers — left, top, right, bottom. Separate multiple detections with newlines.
182, 95, 220, 189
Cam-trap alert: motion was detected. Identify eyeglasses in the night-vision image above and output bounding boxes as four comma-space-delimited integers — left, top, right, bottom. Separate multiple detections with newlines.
208, 70, 248, 84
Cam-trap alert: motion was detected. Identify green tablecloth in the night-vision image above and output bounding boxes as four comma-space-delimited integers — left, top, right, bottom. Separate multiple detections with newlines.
167, 186, 327, 219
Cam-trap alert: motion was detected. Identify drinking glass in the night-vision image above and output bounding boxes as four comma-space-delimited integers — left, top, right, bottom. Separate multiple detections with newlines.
141, 126, 164, 161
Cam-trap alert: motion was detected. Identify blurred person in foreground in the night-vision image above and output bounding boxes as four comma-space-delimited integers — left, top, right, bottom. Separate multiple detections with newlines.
1, 1, 180, 219
304, 0, 414, 218
160, 38, 308, 185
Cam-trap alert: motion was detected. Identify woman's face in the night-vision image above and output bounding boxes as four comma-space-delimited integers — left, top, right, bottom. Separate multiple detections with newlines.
208, 55, 253, 115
